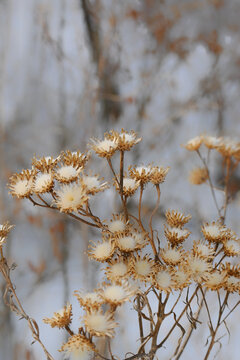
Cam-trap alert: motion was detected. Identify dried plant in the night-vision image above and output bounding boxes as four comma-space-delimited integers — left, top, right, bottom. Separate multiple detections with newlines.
1, 130, 240, 359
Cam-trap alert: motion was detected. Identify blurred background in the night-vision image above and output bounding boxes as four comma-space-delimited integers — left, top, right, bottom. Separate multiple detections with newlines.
1, 0, 240, 359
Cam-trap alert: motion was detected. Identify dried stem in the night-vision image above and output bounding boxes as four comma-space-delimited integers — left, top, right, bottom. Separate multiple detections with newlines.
196, 150, 221, 219
148, 184, 160, 257
0, 257, 54, 360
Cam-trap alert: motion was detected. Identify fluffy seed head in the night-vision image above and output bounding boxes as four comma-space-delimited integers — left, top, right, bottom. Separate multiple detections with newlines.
117, 235, 137, 252
204, 271, 226, 291
108, 215, 127, 234
183, 136, 203, 151
8, 170, 34, 198
164, 226, 190, 245
59, 334, 95, 360
129, 165, 153, 184
43, 303, 72, 328
83, 309, 117, 337
192, 240, 215, 260
161, 246, 184, 265
34, 172, 54, 193
111, 129, 141, 151
74, 291, 103, 310
172, 268, 191, 290
223, 239, 240, 257
105, 258, 129, 281
115, 177, 140, 197
54, 183, 88, 212
187, 255, 211, 282
82, 174, 108, 195
153, 267, 173, 292
202, 222, 226, 243
129, 255, 154, 281
150, 166, 170, 185
91, 138, 118, 158
100, 281, 136, 306
88, 241, 115, 262
54, 165, 82, 183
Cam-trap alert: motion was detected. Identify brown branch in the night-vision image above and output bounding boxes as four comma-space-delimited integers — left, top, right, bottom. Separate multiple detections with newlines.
0, 258, 54, 360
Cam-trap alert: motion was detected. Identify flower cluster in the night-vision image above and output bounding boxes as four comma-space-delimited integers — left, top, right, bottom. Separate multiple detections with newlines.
3, 129, 240, 360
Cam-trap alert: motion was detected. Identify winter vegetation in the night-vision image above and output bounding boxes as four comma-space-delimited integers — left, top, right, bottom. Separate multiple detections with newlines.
1, 1, 240, 359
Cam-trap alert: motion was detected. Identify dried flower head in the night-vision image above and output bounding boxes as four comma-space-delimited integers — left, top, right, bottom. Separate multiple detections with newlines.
224, 274, 240, 293
204, 271, 226, 291
32, 156, 59, 172
160, 246, 185, 266
132, 230, 148, 250
82, 174, 108, 195
223, 239, 240, 257
74, 291, 104, 310
90, 137, 118, 158
54, 183, 89, 213
43, 303, 72, 328
115, 177, 140, 197
164, 226, 190, 245
220, 262, 240, 278
202, 135, 223, 150
186, 255, 212, 282
111, 129, 141, 151
116, 234, 137, 252
153, 266, 173, 292
0, 222, 14, 246
108, 214, 128, 234
188, 167, 208, 185
83, 309, 117, 337
129, 165, 153, 184
88, 240, 115, 262
172, 267, 191, 290
129, 254, 154, 281
59, 334, 95, 360
105, 257, 129, 281
100, 281, 136, 306
192, 240, 215, 260
8, 170, 35, 198
150, 166, 170, 185
54, 164, 82, 183
202, 222, 227, 243
61, 150, 89, 168
165, 210, 191, 229
216, 138, 240, 158
183, 136, 203, 151
34, 172, 54, 193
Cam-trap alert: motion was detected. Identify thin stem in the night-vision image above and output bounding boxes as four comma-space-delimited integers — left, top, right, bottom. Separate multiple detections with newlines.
222, 156, 231, 221
148, 184, 160, 257
196, 150, 221, 219
157, 285, 199, 349
204, 291, 229, 360
136, 295, 145, 352
28, 196, 99, 228
0, 258, 54, 360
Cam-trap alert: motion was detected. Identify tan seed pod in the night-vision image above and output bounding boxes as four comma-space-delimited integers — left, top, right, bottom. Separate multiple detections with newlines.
59, 334, 95, 358
165, 209, 191, 229
188, 167, 208, 185
183, 136, 203, 151
43, 303, 72, 328
164, 225, 190, 246
83, 309, 117, 337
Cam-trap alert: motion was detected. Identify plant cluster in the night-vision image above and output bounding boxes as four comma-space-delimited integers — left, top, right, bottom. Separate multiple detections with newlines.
1, 130, 240, 360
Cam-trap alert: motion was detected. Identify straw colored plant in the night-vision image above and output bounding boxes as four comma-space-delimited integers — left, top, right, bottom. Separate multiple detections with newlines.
1, 129, 240, 359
